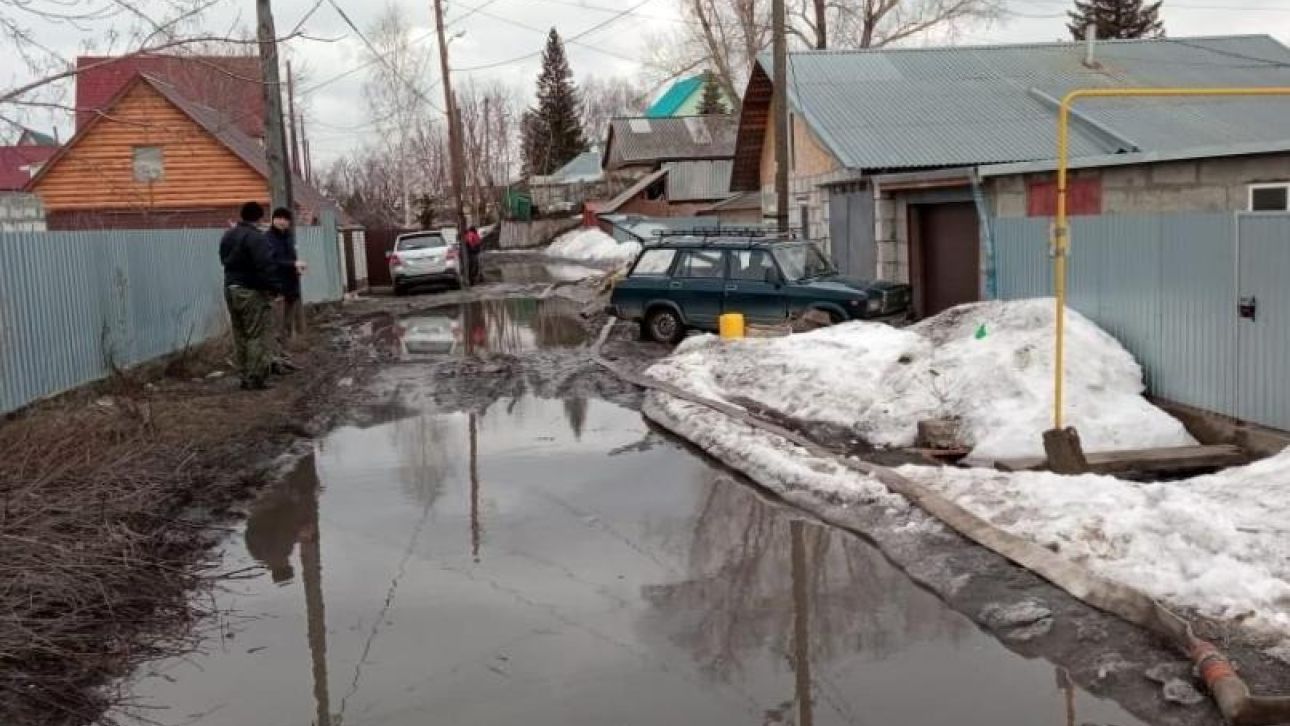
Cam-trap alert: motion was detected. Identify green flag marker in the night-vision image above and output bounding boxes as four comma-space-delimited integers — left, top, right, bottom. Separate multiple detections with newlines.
975, 323, 988, 340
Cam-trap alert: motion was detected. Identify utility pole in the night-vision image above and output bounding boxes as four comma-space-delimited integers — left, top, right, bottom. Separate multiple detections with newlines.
433, 0, 469, 241
256, 0, 292, 211
772, 0, 790, 233
813, 0, 827, 49
286, 59, 303, 176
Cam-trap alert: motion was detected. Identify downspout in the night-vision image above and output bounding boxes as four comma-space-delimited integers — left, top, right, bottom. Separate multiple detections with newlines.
970, 168, 999, 299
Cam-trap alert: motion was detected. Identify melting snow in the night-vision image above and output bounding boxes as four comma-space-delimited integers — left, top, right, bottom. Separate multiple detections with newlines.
546, 228, 641, 265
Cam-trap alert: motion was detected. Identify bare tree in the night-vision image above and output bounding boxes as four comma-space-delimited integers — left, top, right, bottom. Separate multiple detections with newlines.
456, 81, 522, 224
362, 3, 434, 228
581, 75, 652, 145
649, 0, 1003, 102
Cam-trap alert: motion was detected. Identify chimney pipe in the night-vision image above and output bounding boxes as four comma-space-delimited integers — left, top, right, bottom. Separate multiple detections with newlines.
1084, 22, 1098, 67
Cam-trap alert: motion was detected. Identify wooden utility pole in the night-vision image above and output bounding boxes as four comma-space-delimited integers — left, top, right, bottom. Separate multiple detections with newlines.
256, 0, 292, 211
813, 0, 828, 49
433, 0, 469, 241
772, 0, 790, 233
286, 60, 303, 176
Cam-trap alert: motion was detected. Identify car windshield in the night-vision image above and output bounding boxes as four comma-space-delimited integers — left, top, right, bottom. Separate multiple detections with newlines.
397, 234, 446, 251
773, 243, 835, 281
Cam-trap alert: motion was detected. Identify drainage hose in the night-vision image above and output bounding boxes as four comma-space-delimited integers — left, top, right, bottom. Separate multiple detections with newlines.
591, 321, 1290, 725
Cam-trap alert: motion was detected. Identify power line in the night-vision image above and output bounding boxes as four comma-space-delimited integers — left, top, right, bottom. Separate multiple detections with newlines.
454, 0, 653, 71
324, 0, 446, 112
468, 6, 643, 65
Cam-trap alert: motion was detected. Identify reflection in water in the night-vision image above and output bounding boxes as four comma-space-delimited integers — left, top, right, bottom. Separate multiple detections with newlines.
243, 455, 331, 726
394, 298, 588, 358
135, 396, 1150, 726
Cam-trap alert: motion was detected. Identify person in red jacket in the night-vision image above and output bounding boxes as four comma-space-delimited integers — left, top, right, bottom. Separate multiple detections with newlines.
464, 226, 483, 284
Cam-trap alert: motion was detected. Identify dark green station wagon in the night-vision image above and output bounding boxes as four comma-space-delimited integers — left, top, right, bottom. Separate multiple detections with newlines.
610, 235, 912, 343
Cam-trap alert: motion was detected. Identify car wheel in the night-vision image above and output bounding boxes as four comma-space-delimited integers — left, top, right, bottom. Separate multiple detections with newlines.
645, 308, 685, 344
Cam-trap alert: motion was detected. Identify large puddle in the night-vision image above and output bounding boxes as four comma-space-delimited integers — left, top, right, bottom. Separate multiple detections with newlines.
126, 394, 1150, 726
375, 298, 590, 357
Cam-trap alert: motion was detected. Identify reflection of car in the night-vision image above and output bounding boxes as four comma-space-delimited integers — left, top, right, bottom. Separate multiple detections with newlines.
387, 231, 459, 296
610, 236, 912, 344
398, 313, 458, 355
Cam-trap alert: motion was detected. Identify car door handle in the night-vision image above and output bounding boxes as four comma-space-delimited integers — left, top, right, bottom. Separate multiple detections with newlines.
669, 281, 682, 289
724, 284, 738, 291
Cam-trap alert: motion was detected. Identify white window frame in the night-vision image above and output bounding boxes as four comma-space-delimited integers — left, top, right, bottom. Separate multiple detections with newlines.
1247, 182, 1290, 212
132, 145, 164, 183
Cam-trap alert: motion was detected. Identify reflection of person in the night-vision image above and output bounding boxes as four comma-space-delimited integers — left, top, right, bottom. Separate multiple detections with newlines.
244, 454, 321, 584
266, 207, 304, 373
219, 202, 281, 390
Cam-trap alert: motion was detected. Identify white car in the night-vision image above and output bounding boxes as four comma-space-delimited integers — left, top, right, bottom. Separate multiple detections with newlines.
387, 231, 460, 295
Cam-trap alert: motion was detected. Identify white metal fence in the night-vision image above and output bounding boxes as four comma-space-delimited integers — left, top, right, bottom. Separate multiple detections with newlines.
0, 213, 343, 414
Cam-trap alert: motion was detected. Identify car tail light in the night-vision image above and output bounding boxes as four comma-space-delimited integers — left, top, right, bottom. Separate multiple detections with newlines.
447, 246, 459, 260
389, 253, 402, 266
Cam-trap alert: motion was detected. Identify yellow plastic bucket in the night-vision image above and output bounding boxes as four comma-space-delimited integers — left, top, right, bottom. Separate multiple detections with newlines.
719, 313, 745, 339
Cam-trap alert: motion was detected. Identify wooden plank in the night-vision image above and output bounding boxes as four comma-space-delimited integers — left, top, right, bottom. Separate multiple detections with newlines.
994, 444, 1247, 475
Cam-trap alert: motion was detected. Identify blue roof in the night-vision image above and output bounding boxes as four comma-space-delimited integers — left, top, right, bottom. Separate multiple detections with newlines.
550, 149, 603, 182
646, 76, 703, 118
759, 35, 1290, 170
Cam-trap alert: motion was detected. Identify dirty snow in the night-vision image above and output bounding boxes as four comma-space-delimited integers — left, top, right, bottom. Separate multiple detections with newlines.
546, 228, 641, 265
648, 299, 1194, 460
896, 453, 1290, 637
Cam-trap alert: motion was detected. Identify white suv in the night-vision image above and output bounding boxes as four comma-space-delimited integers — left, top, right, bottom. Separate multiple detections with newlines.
387, 231, 460, 295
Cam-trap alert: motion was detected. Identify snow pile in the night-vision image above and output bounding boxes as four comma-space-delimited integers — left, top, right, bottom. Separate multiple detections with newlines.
647, 299, 1194, 460
546, 228, 641, 265
897, 452, 1290, 636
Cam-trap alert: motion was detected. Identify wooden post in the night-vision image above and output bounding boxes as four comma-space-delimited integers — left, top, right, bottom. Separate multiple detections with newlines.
256, 0, 292, 211
772, 0, 790, 234
286, 60, 303, 176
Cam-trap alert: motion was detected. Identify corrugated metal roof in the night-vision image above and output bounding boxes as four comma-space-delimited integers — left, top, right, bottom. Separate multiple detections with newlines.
605, 115, 737, 169
647, 76, 703, 117
663, 160, 733, 201
550, 149, 603, 183
764, 35, 1290, 170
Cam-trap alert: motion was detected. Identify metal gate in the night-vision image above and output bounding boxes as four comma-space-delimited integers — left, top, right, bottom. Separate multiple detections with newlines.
1236, 213, 1290, 429
828, 185, 875, 279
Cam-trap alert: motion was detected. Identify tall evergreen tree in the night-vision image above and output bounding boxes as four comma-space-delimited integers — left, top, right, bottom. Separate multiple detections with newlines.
522, 29, 588, 177
1068, 0, 1165, 40
696, 70, 729, 115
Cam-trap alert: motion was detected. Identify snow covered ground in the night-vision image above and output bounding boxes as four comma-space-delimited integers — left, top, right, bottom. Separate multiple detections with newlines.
546, 228, 641, 265
642, 298, 1290, 640
647, 299, 1195, 461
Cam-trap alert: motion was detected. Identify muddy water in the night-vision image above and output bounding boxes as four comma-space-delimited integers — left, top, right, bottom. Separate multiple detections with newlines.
127, 393, 1149, 726
381, 298, 590, 358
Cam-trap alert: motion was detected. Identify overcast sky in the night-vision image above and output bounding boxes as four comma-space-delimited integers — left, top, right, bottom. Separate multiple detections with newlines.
4, 0, 1290, 162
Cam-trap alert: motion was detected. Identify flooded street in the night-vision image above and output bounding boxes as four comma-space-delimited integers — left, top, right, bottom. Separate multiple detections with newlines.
128, 396, 1150, 723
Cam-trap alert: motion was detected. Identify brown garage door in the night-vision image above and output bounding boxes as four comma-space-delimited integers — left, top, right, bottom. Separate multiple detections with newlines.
911, 202, 980, 318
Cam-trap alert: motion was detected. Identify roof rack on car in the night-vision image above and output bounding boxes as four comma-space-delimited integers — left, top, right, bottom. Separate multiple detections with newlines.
643, 227, 805, 247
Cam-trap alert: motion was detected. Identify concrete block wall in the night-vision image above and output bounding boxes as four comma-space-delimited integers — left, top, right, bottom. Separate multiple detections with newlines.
759, 168, 863, 253
0, 193, 47, 232
874, 195, 911, 283
991, 152, 1290, 218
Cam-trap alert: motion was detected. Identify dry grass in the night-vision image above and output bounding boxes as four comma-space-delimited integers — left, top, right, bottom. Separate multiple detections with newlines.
0, 321, 356, 726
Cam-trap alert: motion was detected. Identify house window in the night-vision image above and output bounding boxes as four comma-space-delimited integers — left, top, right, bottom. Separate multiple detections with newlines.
133, 146, 164, 182
1249, 183, 1290, 212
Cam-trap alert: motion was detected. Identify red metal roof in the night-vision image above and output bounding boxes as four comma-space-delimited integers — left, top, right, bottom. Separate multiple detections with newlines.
0, 146, 58, 191
75, 54, 265, 138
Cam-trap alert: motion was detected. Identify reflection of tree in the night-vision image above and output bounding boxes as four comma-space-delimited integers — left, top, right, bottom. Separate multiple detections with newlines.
390, 414, 458, 507
643, 471, 972, 684
562, 397, 588, 440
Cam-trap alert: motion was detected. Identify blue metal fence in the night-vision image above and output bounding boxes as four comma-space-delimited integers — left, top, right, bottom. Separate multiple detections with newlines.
0, 213, 342, 414
996, 211, 1290, 430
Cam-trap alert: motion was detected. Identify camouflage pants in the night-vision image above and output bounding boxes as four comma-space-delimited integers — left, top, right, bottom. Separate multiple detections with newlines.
225, 286, 273, 386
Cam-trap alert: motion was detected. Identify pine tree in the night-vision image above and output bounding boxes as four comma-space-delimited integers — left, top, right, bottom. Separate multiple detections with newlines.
522, 29, 588, 177
1068, 0, 1165, 40
696, 71, 728, 115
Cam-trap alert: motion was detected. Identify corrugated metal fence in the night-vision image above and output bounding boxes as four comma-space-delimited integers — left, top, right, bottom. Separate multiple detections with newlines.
0, 213, 343, 414
996, 211, 1290, 430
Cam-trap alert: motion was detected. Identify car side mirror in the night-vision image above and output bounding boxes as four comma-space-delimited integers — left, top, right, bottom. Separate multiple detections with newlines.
764, 268, 782, 286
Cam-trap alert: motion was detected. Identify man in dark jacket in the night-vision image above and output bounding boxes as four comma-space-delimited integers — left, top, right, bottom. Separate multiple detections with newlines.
266, 207, 303, 371
220, 201, 281, 389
